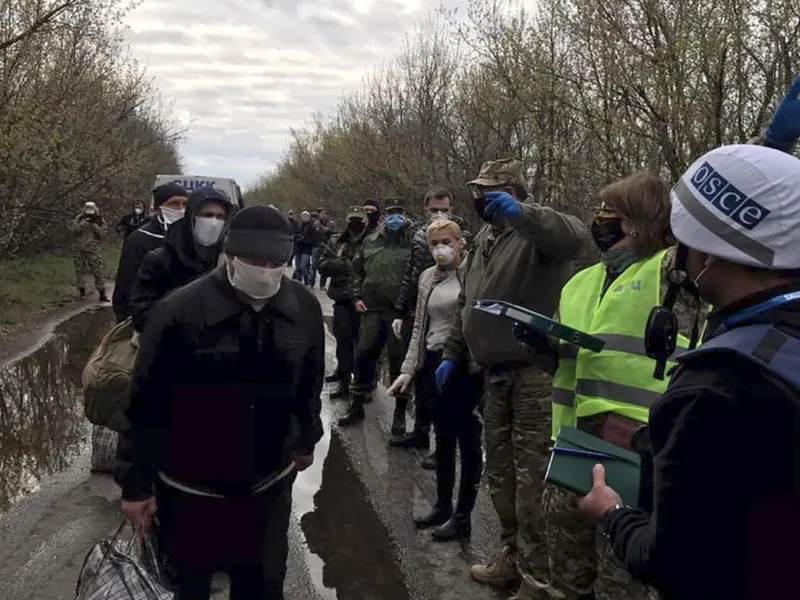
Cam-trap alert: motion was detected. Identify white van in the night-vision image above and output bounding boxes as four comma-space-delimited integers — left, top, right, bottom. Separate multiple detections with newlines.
152, 174, 244, 208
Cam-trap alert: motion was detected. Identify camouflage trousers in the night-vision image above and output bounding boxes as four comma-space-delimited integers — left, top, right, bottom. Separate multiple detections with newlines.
542, 483, 658, 600
483, 364, 552, 598
74, 250, 105, 290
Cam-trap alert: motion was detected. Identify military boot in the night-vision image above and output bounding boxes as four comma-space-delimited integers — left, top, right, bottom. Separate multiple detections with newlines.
98, 287, 109, 302
338, 395, 365, 427
470, 545, 518, 585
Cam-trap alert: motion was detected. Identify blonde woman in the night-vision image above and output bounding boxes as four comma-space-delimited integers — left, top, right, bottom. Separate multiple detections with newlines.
388, 219, 483, 542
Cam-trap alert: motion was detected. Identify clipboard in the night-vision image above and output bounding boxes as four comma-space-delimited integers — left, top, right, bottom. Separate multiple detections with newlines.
472, 299, 606, 353
545, 426, 641, 507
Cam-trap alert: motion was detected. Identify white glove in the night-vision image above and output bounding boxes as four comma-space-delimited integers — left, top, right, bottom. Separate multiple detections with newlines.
391, 318, 404, 338
387, 374, 412, 396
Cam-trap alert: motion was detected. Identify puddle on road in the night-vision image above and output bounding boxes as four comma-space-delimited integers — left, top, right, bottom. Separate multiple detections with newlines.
297, 426, 410, 600
0, 307, 114, 513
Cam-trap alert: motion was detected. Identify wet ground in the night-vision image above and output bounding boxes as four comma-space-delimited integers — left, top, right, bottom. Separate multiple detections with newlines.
0, 296, 507, 600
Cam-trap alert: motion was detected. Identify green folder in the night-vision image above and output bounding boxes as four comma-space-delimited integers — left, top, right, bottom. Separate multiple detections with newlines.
545, 426, 642, 507
472, 299, 605, 353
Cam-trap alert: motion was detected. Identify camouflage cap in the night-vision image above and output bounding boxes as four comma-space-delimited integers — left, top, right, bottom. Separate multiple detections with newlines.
346, 205, 367, 222
467, 158, 525, 187
383, 196, 406, 212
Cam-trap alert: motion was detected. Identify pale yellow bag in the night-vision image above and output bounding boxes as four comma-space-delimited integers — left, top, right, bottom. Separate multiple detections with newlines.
81, 318, 138, 432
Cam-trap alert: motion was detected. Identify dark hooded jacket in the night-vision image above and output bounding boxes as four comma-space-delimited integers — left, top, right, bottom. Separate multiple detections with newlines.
116, 204, 148, 238
603, 280, 800, 600
118, 266, 324, 501
112, 217, 166, 322
129, 188, 233, 333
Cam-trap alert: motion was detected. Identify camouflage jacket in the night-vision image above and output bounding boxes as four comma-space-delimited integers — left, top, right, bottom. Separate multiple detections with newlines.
71, 213, 106, 253
318, 228, 367, 303
350, 221, 414, 312
393, 214, 473, 317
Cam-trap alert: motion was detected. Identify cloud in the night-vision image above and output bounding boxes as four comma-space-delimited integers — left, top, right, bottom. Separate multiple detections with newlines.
123, 0, 533, 188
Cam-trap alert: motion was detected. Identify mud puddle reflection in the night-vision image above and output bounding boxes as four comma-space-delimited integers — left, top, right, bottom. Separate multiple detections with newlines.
0, 307, 114, 513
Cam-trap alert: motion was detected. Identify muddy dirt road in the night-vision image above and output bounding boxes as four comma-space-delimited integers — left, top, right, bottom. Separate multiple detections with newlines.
0, 296, 507, 600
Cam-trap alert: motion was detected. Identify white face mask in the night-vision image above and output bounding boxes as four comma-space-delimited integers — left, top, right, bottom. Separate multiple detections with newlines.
430, 211, 449, 222
160, 206, 185, 226
193, 216, 225, 247
134, 208, 143, 215
431, 244, 455, 266
228, 257, 283, 300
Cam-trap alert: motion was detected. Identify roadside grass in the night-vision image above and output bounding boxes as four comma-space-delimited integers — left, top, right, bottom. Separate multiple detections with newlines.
0, 245, 120, 328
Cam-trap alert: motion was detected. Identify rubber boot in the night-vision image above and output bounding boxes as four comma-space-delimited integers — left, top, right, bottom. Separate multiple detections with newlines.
98, 287, 109, 302
391, 396, 408, 437
338, 395, 365, 426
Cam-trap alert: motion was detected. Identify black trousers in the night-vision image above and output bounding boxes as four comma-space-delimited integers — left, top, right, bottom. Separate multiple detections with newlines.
418, 350, 483, 513
332, 301, 359, 377
155, 473, 295, 600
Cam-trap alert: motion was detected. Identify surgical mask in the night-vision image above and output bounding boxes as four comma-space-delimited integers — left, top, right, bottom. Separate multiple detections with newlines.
429, 211, 448, 222
385, 214, 405, 232
134, 207, 143, 215
591, 218, 626, 252
229, 257, 283, 300
193, 217, 225, 247
431, 245, 455, 266
161, 206, 185, 226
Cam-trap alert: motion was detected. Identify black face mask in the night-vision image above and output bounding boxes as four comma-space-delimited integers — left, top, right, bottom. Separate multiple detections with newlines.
349, 220, 365, 235
591, 218, 626, 252
367, 213, 379, 228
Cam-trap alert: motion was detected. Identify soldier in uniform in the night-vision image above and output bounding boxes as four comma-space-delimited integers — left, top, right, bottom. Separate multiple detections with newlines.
71, 201, 109, 301
318, 206, 370, 398
339, 197, 414, 436
438, 159, 588, 600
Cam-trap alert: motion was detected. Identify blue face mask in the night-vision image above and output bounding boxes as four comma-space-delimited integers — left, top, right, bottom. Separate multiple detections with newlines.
385, 214, 405, 232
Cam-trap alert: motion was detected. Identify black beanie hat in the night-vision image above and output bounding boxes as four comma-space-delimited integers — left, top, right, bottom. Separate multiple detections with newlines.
224, 205, 294, 262
152, 183, 188, 208
364, 198, 381, 212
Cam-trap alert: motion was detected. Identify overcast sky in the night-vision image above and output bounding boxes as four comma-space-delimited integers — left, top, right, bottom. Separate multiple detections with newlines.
123, 0, 530, 189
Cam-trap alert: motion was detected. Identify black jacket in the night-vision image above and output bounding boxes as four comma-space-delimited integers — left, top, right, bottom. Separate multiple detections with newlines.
119, 266, 325, 501
295, 221, 317, 254
604, 280, 800, 600
129, 189, 228, 333
116, 209, 148, 238
112, 218, 166, 322
394, 215, 472, 317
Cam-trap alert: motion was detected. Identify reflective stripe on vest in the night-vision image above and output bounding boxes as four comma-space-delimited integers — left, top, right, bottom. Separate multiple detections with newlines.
678, 324, 800, 389
550, 249, 689, 439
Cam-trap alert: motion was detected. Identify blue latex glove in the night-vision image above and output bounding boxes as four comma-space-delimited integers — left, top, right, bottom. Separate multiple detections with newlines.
435, 359, 457, 392
764, 76, 800, 151
484, 191, 522, 221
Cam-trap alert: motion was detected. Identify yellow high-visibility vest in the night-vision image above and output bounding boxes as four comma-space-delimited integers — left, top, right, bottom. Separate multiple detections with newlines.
550, 249, 689, 439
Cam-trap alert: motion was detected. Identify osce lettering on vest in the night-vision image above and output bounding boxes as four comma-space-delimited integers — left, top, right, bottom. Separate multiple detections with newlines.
550, 250, 688, 439
689, 162, 771, 230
